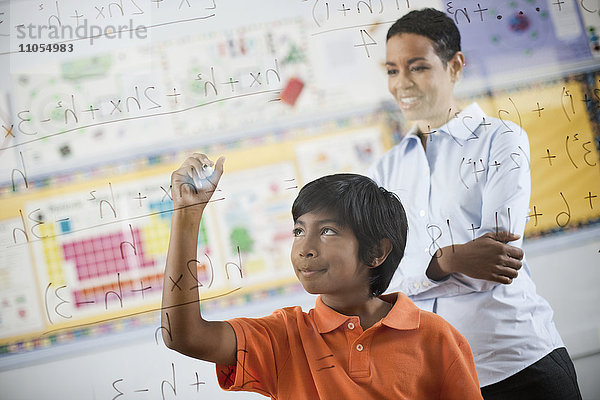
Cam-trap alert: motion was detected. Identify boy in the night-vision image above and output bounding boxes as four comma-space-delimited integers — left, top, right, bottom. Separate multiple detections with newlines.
368, 8, 581, 399
162, 153, 483, 399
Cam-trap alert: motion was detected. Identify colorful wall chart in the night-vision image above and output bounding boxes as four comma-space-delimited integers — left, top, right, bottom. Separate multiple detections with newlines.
0, 115, 390, 352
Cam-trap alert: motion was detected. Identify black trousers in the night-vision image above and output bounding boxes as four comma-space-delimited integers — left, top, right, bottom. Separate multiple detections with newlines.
480, 347, 582, 400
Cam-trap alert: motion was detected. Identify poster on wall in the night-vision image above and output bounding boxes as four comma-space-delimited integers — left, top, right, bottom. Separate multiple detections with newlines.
211, 162, 299, 288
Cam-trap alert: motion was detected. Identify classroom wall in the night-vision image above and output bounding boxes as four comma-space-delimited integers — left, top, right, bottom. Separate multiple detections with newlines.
1, 0, 599, 399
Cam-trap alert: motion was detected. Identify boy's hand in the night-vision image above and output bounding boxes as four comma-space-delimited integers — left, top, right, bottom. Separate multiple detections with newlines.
428, 232, 524, 284
170, 153, 225, 217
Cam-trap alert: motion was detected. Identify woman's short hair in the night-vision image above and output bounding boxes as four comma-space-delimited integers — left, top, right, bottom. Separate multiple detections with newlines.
387, 8, 461, 65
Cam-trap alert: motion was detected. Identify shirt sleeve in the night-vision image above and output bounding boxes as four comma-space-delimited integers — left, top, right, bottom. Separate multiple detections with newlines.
441, 340, 483, 400
215, 311, 291, 397
371, 122, 531, 299
448, 122, 531, 294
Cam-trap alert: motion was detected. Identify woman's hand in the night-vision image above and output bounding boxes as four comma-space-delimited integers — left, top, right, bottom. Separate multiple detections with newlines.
427, 231, 524, 284
170, 153, 225, 218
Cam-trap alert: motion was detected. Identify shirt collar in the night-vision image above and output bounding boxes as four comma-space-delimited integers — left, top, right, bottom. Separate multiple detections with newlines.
313, 292, 420, 333
404, 102, 485, 142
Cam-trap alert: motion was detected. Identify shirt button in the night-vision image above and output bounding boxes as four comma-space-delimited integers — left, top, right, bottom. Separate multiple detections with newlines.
424, 247, 429, 253
413, 282, 420, 289
356, 344, 363, 352
422, 281, 430, 287
347, 322, 355, 330
419, 210, 426, 217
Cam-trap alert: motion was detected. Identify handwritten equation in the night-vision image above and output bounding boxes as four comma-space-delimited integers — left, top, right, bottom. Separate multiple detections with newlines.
2, 60, 282, 154
1, 16, 311, 178
110, 363, 207, 400
108, 357, 261, 400
306, 0, 597, 65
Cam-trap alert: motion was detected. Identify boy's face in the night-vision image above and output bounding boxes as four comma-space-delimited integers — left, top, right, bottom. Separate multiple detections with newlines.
386, 33, 462, 129
291, 209, 371, 298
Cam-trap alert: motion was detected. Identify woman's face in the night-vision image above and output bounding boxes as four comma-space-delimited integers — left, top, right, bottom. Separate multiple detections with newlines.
386, 33, 463, 130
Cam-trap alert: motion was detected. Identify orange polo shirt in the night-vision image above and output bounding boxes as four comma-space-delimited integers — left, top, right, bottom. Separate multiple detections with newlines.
216, 292, 482, 399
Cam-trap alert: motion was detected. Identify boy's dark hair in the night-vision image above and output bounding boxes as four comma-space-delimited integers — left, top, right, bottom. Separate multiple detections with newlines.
387, 8, 461, 65
291, 174, 407, 297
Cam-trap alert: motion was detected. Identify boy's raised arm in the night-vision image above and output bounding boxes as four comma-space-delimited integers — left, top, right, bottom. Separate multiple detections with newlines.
161, 154, 237, 366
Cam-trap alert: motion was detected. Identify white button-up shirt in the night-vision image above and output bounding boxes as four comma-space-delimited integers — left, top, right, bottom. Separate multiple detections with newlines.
368, 103, 563, 386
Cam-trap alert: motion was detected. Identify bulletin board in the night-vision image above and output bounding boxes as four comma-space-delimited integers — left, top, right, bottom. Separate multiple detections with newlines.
458, 0, 593, 81
0, 113, 390, 354
466, 77, 600, 236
